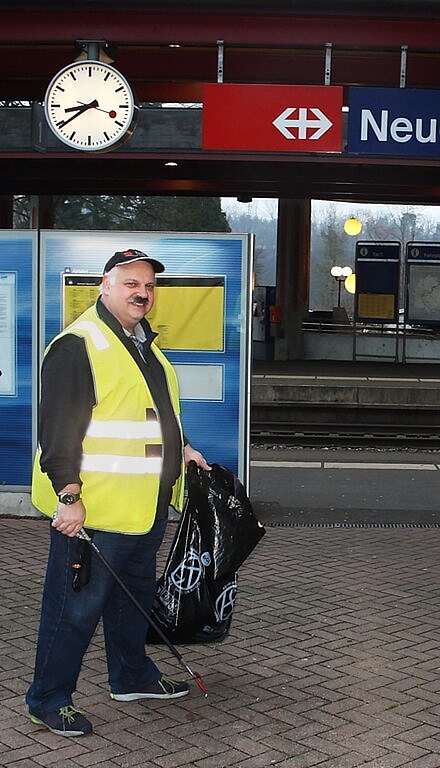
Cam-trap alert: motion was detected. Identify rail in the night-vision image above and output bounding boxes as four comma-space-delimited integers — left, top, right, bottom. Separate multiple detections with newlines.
251, 402, 440, 448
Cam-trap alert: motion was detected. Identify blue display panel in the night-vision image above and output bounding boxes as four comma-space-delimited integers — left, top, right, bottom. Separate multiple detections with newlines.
40, 231, 252, 484
0, 232, 37, 487
355, 241, 400, 323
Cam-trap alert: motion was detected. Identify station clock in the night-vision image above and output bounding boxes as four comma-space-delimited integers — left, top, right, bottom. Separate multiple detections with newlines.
44, 60, 137, 152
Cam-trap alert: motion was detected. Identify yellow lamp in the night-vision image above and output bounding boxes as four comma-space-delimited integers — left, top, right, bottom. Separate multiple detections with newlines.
344, 217, 362, 236
344, 273, 356, 294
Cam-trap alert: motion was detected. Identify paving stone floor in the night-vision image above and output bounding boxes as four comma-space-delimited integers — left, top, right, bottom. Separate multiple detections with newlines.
2, 516, 440, 767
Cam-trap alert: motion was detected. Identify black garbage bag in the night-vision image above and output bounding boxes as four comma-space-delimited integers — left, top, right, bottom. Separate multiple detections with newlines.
147, 461, 265, 644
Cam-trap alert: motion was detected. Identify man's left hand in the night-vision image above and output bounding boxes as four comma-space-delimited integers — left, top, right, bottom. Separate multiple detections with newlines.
184, 443, 212, 471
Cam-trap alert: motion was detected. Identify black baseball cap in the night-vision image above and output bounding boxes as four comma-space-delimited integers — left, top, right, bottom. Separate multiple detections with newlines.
103, 248, 165, 275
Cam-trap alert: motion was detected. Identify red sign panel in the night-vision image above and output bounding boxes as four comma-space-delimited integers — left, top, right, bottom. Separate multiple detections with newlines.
202, 84, 343, 153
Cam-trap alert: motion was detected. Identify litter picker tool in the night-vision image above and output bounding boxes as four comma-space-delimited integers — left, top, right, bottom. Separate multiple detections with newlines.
76, 528, 208, 697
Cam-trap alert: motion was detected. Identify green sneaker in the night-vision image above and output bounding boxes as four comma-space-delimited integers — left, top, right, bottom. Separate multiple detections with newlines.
29, 705, 93, 736
110, 674, 190, 701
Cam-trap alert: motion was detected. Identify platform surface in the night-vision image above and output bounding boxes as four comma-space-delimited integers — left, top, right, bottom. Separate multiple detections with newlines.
252, 359, 440, 382
3, 515, 440, 767
3, 358, 440, 764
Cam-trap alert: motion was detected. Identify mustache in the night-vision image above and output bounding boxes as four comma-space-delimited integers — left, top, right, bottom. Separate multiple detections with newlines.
128, 296, 149, 306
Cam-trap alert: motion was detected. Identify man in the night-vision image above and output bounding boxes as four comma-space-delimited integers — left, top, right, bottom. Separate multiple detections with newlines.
26, 248, 211, 737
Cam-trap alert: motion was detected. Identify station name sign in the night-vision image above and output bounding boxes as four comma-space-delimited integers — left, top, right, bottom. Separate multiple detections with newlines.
202, 83, 440, 159
347, 87, 440, 157
202, 84, 343, 152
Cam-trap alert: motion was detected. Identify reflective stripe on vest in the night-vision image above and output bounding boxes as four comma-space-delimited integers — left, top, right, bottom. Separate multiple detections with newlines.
73, 320, 110, 350
85, 417, 162, 440
81, 454, 163, 474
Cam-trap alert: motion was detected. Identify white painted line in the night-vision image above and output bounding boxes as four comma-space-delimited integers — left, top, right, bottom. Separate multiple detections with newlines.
367, 377, 418, 382
262, 375, 316, 380
250, 460, 438, 470
318, 376, 368, 381
251, 460, 322, 468
324, 462, 437, 470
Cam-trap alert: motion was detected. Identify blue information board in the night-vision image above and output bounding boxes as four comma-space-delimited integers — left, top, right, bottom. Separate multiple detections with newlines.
0, 232, 37, 487
355, 241, 400, 323
40, 231, 252, 484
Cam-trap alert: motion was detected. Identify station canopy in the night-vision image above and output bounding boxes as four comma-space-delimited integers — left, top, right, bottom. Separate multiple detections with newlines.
2, 0, 440, 203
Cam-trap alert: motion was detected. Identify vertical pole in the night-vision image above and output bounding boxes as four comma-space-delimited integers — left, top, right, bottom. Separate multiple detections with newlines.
324, 42, 332, 86
275, 199, 311, 360
400, 45, 408, 88
217, 40, 224, 83
86, 41, 101, 61
30, 195, 55, 230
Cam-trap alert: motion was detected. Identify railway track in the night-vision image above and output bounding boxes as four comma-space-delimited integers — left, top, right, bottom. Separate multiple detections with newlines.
250, 404, 440, 448
251, 422, 440, 448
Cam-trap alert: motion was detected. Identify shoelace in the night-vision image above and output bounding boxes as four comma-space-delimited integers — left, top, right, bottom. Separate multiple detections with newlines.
59, 705, 81, 725
159, 675, 178, 694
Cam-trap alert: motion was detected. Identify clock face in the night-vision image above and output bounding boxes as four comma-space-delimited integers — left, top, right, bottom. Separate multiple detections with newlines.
44, 61, 137, 151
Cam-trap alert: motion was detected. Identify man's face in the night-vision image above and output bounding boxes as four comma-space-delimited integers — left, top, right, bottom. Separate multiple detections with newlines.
101, 261, 156, 332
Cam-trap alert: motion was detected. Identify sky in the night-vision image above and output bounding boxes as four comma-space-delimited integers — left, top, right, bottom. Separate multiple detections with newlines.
222, 197, 440, 223
221, 197, 440, 287
221, 197, 278, 220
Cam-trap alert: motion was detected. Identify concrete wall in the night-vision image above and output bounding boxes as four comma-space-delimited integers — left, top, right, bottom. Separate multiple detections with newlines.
303, 329, 440, 363
0, 491, 41, 519
0, 106, 202, 153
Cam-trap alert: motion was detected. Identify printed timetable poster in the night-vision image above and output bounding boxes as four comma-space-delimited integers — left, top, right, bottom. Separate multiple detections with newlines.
0, 272, 16, 396
0, 232, 37, 487
41, 231, 253, 485
62, 274, 225, 351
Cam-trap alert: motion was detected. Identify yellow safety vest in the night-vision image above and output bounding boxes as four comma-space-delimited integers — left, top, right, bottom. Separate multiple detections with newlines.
32, 304, 185, 533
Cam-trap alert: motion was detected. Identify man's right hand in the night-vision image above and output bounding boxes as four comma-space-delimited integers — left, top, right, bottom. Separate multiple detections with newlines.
52, 500, 86, 538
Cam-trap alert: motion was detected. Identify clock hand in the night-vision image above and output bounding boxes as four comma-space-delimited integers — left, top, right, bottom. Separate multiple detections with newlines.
76, 100, 117, 118
58, 100, 99, 127
64, 99, 98, 114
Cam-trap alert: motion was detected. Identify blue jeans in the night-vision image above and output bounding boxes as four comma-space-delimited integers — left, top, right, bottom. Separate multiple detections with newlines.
26, 517, 167, 717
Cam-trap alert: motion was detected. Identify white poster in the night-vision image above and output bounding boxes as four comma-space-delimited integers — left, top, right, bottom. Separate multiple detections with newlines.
0, 272, 16, 396
407, 263, 440, 324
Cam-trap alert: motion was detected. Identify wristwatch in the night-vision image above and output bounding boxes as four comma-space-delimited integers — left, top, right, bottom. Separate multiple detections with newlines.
58, 492, 81, 505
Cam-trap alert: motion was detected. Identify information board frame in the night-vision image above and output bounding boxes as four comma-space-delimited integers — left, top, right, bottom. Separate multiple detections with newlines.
40, 230, 253, 486
354, 241, 400, 324
405, 241, 440, 327
0, 232, 37, 488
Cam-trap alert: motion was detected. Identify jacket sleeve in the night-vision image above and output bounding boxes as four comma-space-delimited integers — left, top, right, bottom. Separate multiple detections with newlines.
38, 334, 96, 493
